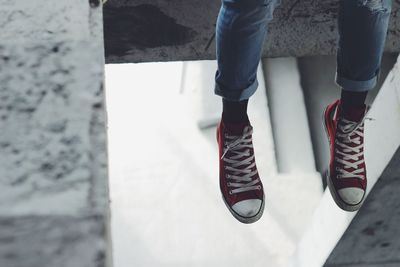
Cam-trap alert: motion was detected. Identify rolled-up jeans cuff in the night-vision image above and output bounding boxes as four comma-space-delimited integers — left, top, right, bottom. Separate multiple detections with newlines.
214, 79, 258, 101
335, 73, 377, 92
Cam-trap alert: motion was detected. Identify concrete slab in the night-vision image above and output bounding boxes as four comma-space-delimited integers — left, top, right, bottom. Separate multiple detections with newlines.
0, 216, 107, 267
103, 0, 400, 63
0, 41, 105, 216
0, 1, 111, 266
0, 0, 90, 42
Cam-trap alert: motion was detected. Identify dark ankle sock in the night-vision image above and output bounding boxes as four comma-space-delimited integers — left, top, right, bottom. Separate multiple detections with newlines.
340, 89, 368, 120
222, 98, 249, 124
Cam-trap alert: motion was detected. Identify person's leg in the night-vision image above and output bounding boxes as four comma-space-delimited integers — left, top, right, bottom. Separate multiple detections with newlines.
336, 0, 392, 110
215, 0, 280, 118
222, 98, 249, 123
325, 0, 392, 211
215, 0, 279, 223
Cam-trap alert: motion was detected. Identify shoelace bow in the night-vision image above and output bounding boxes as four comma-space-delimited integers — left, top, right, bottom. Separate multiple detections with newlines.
221, 126, 261, 194
335, 116, 368, 179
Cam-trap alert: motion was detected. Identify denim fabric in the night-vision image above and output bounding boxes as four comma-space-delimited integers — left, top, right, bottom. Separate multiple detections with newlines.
336, 0, 392, 92
215, 0, 392, 100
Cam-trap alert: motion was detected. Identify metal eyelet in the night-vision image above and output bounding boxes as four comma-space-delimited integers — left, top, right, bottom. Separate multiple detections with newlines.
229, 190, 233, 195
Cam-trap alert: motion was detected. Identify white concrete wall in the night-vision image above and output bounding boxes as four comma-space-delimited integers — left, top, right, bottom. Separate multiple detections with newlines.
263, 57, 316, 173
0, 1, 111, 266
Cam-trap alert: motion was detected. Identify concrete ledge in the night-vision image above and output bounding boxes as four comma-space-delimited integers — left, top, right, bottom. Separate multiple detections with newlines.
0, 215, 107, 267
0, 0, 91, 41
0, 41, 105, 216
0, 1, 110, 266
104, 0, 400, 63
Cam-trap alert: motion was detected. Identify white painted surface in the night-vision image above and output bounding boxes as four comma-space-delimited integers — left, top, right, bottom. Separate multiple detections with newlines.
106, 61, 297, 267
263, 57, 317, 174
106, 60, 328, 267
292, 56, 400, 267
261, 58, 323, 242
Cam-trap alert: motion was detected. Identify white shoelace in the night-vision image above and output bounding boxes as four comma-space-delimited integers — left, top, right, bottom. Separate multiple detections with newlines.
335, 118, 366, 179
221, 126, 261, 194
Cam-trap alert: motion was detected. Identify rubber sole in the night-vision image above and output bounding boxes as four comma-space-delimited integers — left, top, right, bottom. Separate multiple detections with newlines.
322, 106, 365, 212
326, 170, 363, 212
221, 194, 265, 224
217, 122, 265, 223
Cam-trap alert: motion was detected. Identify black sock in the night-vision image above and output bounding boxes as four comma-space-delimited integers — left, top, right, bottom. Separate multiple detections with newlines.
341, 90, 367, 109
222, 98, 249, 124
340, 89, 368, 119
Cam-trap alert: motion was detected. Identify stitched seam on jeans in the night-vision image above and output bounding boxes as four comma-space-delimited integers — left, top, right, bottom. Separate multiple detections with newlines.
357, 0, 391, 13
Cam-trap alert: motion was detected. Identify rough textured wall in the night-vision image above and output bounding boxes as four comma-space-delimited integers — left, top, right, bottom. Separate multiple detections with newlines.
0, 1, 111, 267
103, 0, 400, 63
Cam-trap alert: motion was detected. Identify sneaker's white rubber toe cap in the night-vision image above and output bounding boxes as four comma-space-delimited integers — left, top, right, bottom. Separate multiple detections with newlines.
232, 199, 262, 217
338, 187, 365, 205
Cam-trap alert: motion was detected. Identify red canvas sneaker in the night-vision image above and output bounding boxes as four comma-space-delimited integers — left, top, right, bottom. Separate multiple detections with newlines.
217, 120, 265, 223
323, 99, 368, 211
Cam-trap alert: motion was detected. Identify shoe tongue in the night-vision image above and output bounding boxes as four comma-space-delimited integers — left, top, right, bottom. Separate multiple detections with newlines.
223, 121, 250, 135
340, 104, 366, 122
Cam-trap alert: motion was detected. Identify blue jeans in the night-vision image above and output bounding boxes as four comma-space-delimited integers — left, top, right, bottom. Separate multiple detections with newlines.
215, 0, 392, 101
